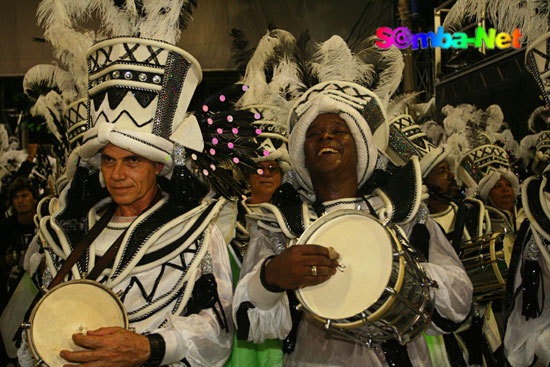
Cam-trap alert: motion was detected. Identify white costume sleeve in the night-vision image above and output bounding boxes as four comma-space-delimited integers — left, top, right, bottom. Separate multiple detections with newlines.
403, 218, 473, 333
504, 229, 550, 367
232, 228, 293, 343
154, 224, 234, 367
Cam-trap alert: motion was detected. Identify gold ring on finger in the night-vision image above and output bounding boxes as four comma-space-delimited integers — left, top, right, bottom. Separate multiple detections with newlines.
311, 265, 317, 276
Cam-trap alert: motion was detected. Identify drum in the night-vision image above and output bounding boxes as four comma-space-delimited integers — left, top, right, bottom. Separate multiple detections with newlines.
459, 232, 509, 302
293, 209, 434, 345
23, 279, 129, 367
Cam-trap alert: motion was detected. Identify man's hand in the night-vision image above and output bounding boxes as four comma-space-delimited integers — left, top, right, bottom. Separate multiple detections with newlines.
264, 244, 338, 290
60, 327, 150, 367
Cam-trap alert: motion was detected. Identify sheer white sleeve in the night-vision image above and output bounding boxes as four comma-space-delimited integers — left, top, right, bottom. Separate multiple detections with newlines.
155, 224, 234, 367
403, 218, 473, 333
232, 228, 293, 343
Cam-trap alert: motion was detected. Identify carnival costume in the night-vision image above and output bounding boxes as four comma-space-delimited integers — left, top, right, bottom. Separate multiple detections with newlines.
232, 33, 472, 367
16, 1, 263, 366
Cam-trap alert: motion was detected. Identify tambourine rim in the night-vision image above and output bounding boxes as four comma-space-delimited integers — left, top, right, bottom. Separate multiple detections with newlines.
294, 209, 406, 327
26, 279, 129, 366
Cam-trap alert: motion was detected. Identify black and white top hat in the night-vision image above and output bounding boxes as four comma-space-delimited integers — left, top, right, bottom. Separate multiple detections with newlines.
287, 81, 387, 194
386, 114, 450, 178
457, 144, 519, 200
79, 37, 203, 176
64, 97, 88, 152
526, 32, 550, 107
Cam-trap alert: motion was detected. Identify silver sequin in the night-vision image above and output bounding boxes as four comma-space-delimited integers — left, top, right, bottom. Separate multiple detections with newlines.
375, 155, 389, 171
201, 251, 213, 274
527, 235, 540, 261
267, 232, 287, 255
138, 73, 147, 82
173, 144, 186, 166
152, 75, 162, 84
112, 71, 120, 79
124, 71, 133, 80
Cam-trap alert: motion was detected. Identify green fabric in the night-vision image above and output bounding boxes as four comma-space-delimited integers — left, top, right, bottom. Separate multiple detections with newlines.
423, 333, 449, 367
225, 337, 283, 367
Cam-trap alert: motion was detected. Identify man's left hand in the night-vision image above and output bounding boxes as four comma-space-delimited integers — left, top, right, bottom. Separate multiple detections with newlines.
60, 327, 150, 367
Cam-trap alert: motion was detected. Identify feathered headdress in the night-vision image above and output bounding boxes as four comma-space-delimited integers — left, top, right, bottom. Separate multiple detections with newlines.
234, 29, 404, 194
443, 0, 546, 45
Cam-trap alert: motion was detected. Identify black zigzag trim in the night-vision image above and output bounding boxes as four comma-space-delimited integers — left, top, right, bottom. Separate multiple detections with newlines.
134, 203, 216, 266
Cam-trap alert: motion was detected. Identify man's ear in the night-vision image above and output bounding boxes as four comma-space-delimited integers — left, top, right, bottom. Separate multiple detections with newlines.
154, 163, 164, 175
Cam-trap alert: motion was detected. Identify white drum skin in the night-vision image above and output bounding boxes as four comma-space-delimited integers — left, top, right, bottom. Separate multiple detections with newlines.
26, 279, 128, 367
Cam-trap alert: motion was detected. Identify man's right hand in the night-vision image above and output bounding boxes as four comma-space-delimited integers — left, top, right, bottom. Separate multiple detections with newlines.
264, 245, 338, 290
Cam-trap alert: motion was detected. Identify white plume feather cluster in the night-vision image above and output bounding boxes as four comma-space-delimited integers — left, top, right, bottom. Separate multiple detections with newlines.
368, 45, 405, 108
440, 103, 519, 170
444, 0, 550, 45
485, 104, 505, 135
23, 64, 77, 103
528, 105, 550, 133
95, 0, 138, 37
386, 92, 421, 120
311, 35, 375, 87
37, 0, 97, 96
0, 124, 10, 152
520, 133, 540, 165
30, 91, 65, 143
421, 120, 446, 145
138, 0, 187, 44
0, 150, 28, 172
238, 30, 297, 109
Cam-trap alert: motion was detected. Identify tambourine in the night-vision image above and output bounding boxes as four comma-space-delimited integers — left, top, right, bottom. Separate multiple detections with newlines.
22, 279, 129, 367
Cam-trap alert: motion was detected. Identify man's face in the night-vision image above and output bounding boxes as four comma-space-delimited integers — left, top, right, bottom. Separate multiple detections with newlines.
304, 113, 357, 179
12, 189, 36, 215
101, 144, 163, 211
488, 177, 515, 212
248, 160, 282, 201
425, 160, 459, 197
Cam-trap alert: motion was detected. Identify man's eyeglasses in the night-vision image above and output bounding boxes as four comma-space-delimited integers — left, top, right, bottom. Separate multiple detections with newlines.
255, 164, 281, 175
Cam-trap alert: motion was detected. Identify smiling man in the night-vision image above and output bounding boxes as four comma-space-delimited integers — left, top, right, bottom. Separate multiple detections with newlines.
233, 81, 472, 367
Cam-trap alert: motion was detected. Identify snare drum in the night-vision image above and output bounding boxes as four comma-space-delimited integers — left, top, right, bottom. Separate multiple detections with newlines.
293, 209, 434, 345
460, 232, 509, 302
23, 279, 129, 367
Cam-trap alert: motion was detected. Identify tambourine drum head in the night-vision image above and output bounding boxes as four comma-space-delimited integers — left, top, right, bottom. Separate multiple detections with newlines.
297, 210, 393, 320
29, 281, 126, 366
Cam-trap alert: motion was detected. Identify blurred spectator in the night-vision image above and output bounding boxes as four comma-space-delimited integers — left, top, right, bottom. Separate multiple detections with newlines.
0, 177, 38, 309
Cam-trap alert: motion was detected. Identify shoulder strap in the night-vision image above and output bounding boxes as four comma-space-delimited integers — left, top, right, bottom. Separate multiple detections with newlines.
48, 204, 116, 289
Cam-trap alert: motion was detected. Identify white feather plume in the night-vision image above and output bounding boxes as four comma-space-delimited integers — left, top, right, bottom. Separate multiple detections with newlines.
138, 0, 191, 44
30, 91, 66, 143
444, 0, 550, 45
528, 105, 550, 133
94, 0, 138, 36
421, 120, 446, 145
23, 64, 77, 103
311, 35, 375, 87
520, 133, 540, 166
238, 30, 297, 109
386, 92, 421, 120
37, 0, 97, 96
0, 124, 9, 152
484, 104, 505, 135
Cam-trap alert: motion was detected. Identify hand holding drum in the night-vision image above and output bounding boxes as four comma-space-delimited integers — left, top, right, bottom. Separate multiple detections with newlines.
264, 245, 339, 290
